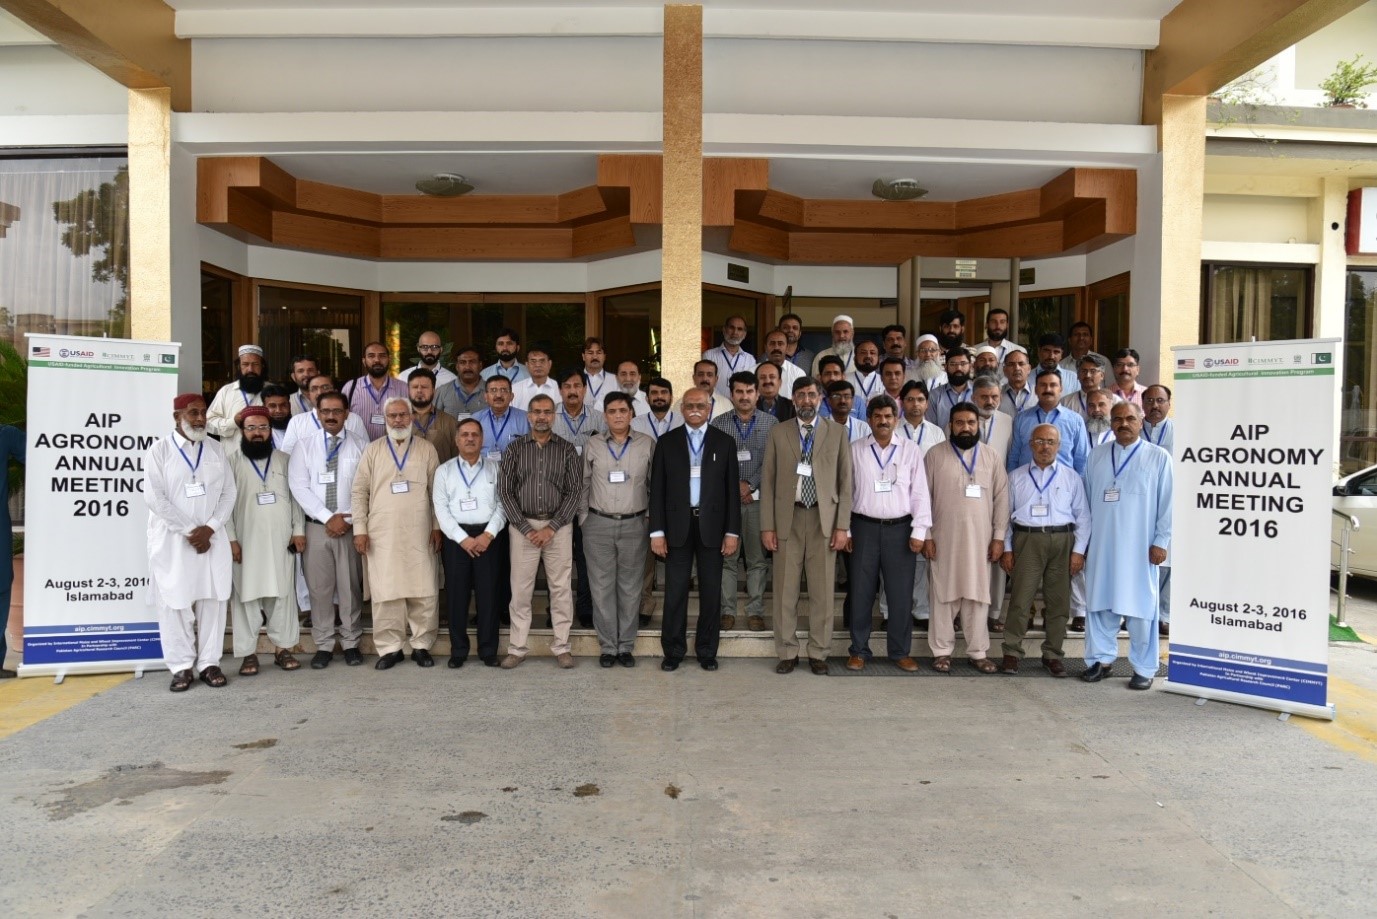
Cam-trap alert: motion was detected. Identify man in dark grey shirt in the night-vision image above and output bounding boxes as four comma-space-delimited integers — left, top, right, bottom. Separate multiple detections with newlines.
712, 370, 777, 631
496, 394, 585, 669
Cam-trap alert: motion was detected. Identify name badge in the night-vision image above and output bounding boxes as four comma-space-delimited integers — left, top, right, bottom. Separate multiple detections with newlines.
575, 445, 583, 456
456, 412, 472, 420
736, 450, 751, 462
371, 413, 385, 426
487, 451, 502, 461
256, 492, 277, 506
459, 497, 479, 512
1031, 503, 1049, 518
318, 471, 336, 485
874, 480, 893, 493
184, 482, 207, 498
391, 480, 410, 494
965, 483, 983, 499
796, 462, 813, 477
1103, 488, 1120, 503
690, 465, 702, 479
609, 470, 627, 483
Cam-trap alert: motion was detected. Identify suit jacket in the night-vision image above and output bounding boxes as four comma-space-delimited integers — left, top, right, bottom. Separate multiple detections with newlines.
758, 395, 796, 422
760, 416, 853, 538
649, 424, 741, 549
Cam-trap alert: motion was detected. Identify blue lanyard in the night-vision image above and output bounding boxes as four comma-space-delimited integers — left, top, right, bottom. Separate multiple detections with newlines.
561, 410, 587, 438
365, 378, 389, 406
945, 387, 962, 409
1008, 388, 1029, 412
587, 373, 606, 399
1148, 421, 1168, 445
952, 442, 978, 477
855, 372, 878, 399
386, 437, 413, 474
176, 436, 203, 479
296, 393, 310, 413
981, 417, 994, 444
905, 421, 925, 445
870, 442, 896, 471
722, 348, 746, 374
1111, 442, 1141, 480
650, 412, 674, 440
309, 411, 322, 430
732, 412, 757, 444
1036, 407, 1059, 424
453, 381, 483, 411
250, 454, 271, 486
606, 435, 631, 463
413, 412, 436, 436
485, 409, 512, 448
457, 459, 484, 492
1029, 463, 1057, 495
323, 431, 343, 463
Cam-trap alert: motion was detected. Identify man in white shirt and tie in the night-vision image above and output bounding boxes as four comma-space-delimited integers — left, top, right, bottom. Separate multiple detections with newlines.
280, 374, 369, 455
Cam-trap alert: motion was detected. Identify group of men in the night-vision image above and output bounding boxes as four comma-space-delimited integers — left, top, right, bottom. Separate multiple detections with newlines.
145, 310, 1174, 691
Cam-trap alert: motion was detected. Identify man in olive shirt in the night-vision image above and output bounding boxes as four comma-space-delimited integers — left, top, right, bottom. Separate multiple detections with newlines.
580, 392, 655, 667
497, 394, 585, 669
408, 368, 458, 464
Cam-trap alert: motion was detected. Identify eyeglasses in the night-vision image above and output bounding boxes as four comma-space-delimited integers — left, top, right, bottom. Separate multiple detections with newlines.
1030, 438, 1058, 447
418, 345, 443, 353
243, 424, 271, 433
1143, 397, 1170, 405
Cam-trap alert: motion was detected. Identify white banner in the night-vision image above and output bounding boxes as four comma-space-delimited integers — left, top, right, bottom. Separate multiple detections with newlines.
20, 335, 180, 678
1162, 339, 1336, 720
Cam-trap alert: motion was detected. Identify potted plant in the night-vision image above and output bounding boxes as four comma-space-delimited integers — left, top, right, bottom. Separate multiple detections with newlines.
1320, 54, 1377, 107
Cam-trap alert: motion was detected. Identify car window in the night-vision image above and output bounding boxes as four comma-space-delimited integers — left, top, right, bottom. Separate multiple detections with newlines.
1352, 469, 1377, 497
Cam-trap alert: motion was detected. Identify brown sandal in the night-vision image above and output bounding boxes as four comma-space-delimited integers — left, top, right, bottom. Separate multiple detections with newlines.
238, 654, 259, 676
169, 669, 194, 692
970, 657, 997, 674
932, 656, 952, 673
199, 666, 228, 688
274, 649, 300, 671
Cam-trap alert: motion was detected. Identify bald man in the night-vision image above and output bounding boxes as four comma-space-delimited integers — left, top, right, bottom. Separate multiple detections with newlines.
398, 330, 458, 387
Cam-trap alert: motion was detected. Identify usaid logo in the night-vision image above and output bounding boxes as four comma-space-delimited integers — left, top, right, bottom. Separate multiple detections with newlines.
58, 348, 95, 359
1203, 357, 1239, 368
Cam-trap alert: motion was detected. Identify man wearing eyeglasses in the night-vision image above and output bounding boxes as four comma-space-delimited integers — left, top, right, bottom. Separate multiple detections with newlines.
398, 330, 457, 387
1110, 348, 1147, 407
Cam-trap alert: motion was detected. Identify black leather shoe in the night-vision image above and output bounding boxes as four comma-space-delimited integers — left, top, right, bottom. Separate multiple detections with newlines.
1128, 673, 1154, 690
411, 649, 435, 668
699, 658, 718, 671
618, 652, 636, 668
1080, 661, 1111, 683
639, 613, 651, 627
599, 654, 616, 668
310, 650, 332, 670
660, 658, 681, 672
775, 658, 797, 674
809, 658, 829, 675
447, 657, 465, 669
578, 615, 594, 629
481, 656, 499, 667
343, 648, 363, 666
375, 650, 405, 670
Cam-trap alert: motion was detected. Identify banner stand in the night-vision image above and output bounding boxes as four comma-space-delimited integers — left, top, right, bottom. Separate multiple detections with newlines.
38, 661, 160, 685
1160, 682, 1335, 721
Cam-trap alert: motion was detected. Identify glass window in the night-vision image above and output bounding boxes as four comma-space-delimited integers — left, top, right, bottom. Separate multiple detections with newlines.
1202, 264, 1311, 344
381, 299, 586, 373
702, 288, 761, 355
1342, 268, 1377, 475
1018, 291, 1078, 352
201, 270, 235, 402
258, 285, 364, 387
0, 156, 130, 345
601, 289, 660, 376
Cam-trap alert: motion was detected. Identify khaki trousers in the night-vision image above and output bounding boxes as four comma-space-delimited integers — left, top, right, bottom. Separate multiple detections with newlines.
372, 596, 439, 655
1000, 530, 1073, 661
928, 597, 989, 659
509, 518, 574, 657
772, 505, 835, 662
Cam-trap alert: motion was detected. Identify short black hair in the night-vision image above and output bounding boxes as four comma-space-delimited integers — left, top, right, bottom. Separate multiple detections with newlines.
826, 380, 854, 397
728, 370, 758, 391
949, 400, 981, 424
882, 324, 907, 339
602, 391, 633, 411
817, 355, 845, 373
1034, 367, 1062, 383
1113, 348, 1140, 363
866, 394, 899, 419
407, 367, 436, 386
791, 376, 819, 395
647, 376, 673, 394
939, 309, 965, 326
496, 327, 521, 344
900, 380, 929, 399
879, 356, 907, 372
260, 383, 290, 400
557, 367, 587, 386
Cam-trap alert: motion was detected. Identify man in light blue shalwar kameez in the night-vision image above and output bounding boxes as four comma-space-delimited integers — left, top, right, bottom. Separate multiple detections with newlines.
1082, 402, 1172, 690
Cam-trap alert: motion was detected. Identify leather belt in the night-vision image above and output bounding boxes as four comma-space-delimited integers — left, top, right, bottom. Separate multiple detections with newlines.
794, 501, 817, 509
689, 507, 701, 516
1013, 523, 1074, 534
853, 513, 911, 527
589, 508, 646, 520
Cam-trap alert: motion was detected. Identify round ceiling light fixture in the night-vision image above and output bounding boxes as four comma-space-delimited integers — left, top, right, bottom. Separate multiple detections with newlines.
871, 178, 928, 201
415, 173, 474, 196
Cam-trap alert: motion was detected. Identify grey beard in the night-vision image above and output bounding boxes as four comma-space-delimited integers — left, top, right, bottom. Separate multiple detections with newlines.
834, 342, 854, 361
178, 423, 206, 442
387, 426, 413, 444
916, 360, 944, 382
1087, 417, 1110, 436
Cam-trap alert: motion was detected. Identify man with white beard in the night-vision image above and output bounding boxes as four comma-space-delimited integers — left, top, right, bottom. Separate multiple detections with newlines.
704, 315, 755, 398
908, 334, 947, 388
811, 314, 857, 377
972, 344, 1001, 378
614, 360, 652, 416
351, 397, 442, 669
145, 393, 237, 692
398, 330, 458, 387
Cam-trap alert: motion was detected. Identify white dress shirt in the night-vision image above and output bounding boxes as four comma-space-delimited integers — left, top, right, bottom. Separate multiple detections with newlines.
287, 427, 367, 523
899, 419, 946, 456
704, 345, 755, 396
511, 377, 561, 412
632, 410, 684, 441
280, 408, 368, 455
433, 456, 506, 541
1004, 459, 1092, 554
399, 363, 458, 388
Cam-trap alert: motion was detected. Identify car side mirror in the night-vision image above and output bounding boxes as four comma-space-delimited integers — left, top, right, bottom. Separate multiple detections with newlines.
1334, 484, 1352, 497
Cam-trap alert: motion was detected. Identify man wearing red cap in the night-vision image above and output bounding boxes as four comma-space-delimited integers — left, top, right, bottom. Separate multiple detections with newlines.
225, 407, 305, 675
144, 394, 237, 691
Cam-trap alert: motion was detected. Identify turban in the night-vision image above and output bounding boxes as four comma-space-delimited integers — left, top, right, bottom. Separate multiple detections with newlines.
238, 406, 270, 427
238, 344, 264, 358
173, 393, 204, 411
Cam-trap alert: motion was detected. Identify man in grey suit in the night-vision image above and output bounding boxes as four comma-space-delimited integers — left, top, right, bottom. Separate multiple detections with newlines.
761, 376, 854, 674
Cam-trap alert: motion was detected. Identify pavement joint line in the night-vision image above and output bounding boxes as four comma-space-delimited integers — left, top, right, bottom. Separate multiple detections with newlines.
0, 673, 132, 741
1293, 673, 1377, 765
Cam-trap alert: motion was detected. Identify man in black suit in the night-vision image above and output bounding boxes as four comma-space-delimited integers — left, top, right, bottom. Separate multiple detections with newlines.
649, 387, 741, 671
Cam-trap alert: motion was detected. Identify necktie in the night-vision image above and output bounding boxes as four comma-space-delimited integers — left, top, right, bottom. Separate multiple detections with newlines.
325, 435, 340, 512
800, 423, 817, 508
689, 429, 702, 508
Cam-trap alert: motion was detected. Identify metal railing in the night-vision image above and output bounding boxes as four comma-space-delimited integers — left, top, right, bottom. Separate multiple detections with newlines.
1332, 508, 1359, 629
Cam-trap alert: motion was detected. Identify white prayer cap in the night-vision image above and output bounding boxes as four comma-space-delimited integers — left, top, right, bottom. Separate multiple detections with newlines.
831, 314, 854, 327
916, 334, 939, 347
238, 344, 264, 358
972, 344, 997, 356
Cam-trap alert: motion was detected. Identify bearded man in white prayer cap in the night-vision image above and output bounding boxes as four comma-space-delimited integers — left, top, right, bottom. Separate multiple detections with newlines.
810, 314, 857, 378
207, 344, 268, 447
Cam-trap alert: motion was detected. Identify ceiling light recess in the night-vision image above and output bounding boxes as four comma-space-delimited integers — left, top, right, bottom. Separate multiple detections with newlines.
415, 173, 474, 197
871, 178, 927, 201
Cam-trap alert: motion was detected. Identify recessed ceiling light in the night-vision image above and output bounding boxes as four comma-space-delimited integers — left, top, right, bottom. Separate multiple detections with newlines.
872, 178, 928, 201
416, 173, 474, 197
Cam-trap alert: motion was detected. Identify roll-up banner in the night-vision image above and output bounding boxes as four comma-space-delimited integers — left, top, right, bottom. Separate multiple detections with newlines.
19, 335, 180, 680
1162, 338, 1337, 720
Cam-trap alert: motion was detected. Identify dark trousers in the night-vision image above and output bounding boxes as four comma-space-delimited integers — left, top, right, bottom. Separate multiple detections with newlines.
442, 530, 501, 662
573, 521, 593, 622
848, 515, 916, 660
662, 516, 723, 661
493, 528, 512, 623
0, 551, 11, 664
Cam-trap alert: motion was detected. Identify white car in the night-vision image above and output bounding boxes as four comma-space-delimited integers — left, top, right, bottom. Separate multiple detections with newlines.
1332, 465, 1376, 578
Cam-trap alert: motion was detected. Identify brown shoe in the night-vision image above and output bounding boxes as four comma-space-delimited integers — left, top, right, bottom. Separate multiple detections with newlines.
894, 657, 919, 672
775, 658, 797, 674
555, 652, 576, 669
809, 658, 829, 675
499, 654, 524, 669
747, 615, 766, 632
845, 655, 865, 671
720, 614, 736, 631
1042, 657, 1067, 678
998, 654, 1020, 674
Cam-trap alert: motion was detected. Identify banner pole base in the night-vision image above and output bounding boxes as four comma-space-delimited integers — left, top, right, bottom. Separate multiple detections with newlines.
18, 660, 166, 682
1161, 680, 1335, 721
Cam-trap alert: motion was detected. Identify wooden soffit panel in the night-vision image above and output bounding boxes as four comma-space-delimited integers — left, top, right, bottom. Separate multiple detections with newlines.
729, 167, 1136, 265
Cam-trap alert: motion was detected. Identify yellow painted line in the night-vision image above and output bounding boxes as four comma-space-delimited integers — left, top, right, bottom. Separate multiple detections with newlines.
1295, 674, 1377, 765
0, 674, 131, 741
